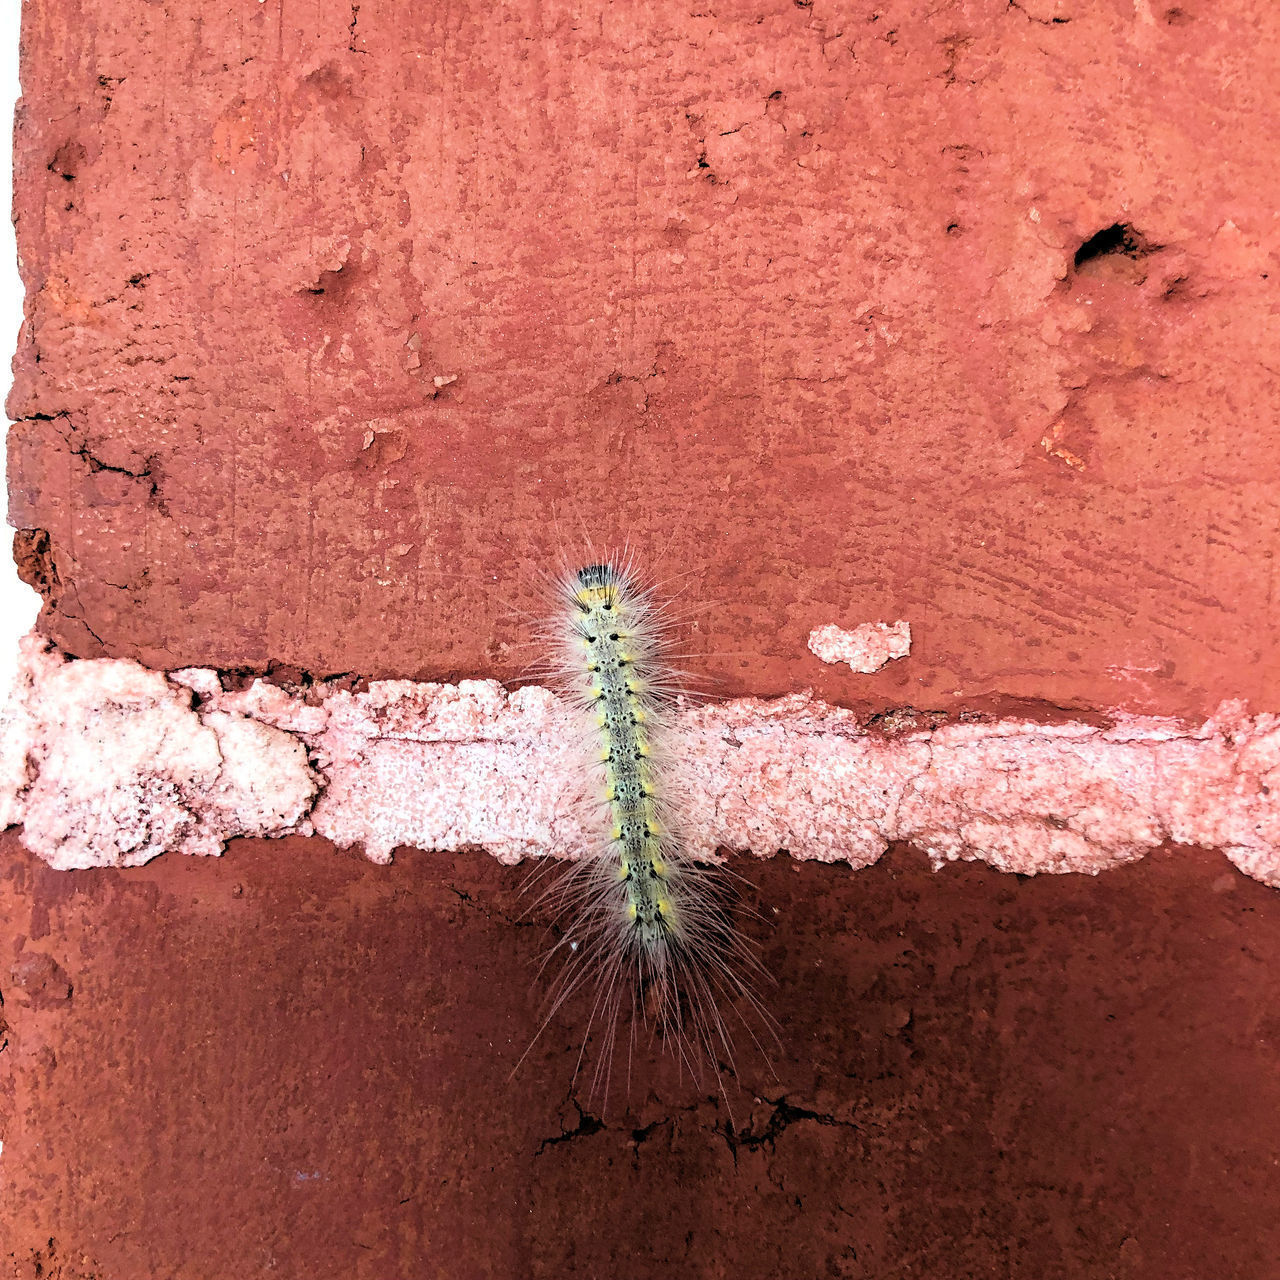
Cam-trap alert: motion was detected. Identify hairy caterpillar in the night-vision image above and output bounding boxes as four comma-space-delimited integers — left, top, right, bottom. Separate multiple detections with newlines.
526, 547, 769, 1101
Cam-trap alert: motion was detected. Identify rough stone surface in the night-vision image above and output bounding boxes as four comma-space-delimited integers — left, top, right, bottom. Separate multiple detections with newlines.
1, 636, 316, 868
809, 620, 912, 673
3, 830, 1280, 1279
7, 0, 1280, 721
7, 637, 1280, 885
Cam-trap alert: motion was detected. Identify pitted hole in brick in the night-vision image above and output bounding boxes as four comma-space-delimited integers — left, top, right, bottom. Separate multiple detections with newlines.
1072, 223, 1162, 282
13, 529, 61, 602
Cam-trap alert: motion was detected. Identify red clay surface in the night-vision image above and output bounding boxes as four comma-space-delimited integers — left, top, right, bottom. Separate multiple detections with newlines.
3, 829, 1279, 1278
8, 0, 1280, 720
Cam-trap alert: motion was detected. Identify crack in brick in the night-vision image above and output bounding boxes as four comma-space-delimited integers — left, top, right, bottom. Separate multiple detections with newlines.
1008, 0, 1070, 24
445, 882, 539, 931
718, 1095, 861, 1161
533, 1100, 606, 1156
18, 412, 159, 498
347, 3, 367, 54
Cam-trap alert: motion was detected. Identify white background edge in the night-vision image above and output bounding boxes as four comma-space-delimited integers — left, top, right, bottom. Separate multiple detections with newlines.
2, 0, 44, 698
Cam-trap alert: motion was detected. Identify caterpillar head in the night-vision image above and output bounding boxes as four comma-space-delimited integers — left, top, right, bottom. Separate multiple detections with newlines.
574, 563, 627, 614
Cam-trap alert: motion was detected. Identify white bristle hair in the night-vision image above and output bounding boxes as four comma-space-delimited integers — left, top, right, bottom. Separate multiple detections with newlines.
520, 542, 771, 1103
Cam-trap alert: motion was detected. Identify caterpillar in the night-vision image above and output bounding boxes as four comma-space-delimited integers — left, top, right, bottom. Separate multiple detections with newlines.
527, 547, 769, 1101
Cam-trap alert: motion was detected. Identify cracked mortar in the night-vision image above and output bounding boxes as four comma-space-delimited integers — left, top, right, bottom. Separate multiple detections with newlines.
3, 633, 1279, 884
